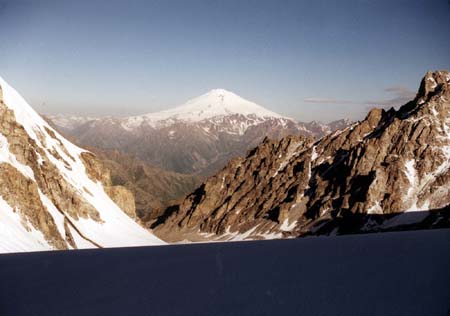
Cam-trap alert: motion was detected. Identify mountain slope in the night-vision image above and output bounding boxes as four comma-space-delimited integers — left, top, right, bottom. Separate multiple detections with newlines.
89, 148, 201, 219
0, 76, 165, 253
42, 117, 202, 220
47, 90, 351, 175
151, 71, 450, 242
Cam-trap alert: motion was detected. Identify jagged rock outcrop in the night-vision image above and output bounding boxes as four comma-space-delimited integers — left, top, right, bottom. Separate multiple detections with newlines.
79, 151, 137, 219
152, 71, 450, 242
104, 186, 136, 219
0, 76, 164, 253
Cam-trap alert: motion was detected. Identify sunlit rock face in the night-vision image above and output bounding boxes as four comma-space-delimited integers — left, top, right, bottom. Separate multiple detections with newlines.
152, 71, 450, 242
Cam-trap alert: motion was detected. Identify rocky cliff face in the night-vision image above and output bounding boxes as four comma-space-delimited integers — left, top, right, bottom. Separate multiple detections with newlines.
152, 71, 450, 242
0, 76, 164, 253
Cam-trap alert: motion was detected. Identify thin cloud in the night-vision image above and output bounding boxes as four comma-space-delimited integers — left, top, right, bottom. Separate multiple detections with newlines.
366, 85, 416, 108
383, 85, 414, 94
303, 97, 353, 104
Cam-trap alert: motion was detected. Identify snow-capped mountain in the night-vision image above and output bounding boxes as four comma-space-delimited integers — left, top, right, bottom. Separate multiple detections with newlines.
0, 76, 165, 253
123, 88, 284, 129
47, 89, 351, 175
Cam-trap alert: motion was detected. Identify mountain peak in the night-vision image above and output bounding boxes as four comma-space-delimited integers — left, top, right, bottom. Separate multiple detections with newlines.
417, 70, 449, 101
178, 88, 283, 119
206, 88, 233, 96
127, 89, 285, 125
396, 70, 450, 118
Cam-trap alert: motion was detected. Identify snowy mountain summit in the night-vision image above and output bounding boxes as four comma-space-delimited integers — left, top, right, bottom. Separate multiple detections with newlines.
123, 88, 285, 129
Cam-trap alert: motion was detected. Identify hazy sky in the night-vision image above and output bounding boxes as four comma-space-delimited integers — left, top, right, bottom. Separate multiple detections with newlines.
0, 0, 449, 122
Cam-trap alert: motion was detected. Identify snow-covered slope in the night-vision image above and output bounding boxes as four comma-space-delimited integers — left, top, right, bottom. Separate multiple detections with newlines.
0, 76, 165, 253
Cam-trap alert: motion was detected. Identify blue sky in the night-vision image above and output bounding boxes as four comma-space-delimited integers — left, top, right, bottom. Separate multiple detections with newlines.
0, 0, 449, 122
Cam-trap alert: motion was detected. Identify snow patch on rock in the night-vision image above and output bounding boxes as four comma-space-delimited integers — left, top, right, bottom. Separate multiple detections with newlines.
0, 196, 51, 253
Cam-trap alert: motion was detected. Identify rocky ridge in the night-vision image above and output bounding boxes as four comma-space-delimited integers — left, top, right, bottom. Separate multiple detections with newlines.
152, 71, 450, 242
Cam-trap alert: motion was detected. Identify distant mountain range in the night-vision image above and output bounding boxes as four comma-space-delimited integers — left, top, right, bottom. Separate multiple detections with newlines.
47, 89, 352, 175
151, 71, 450, 242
